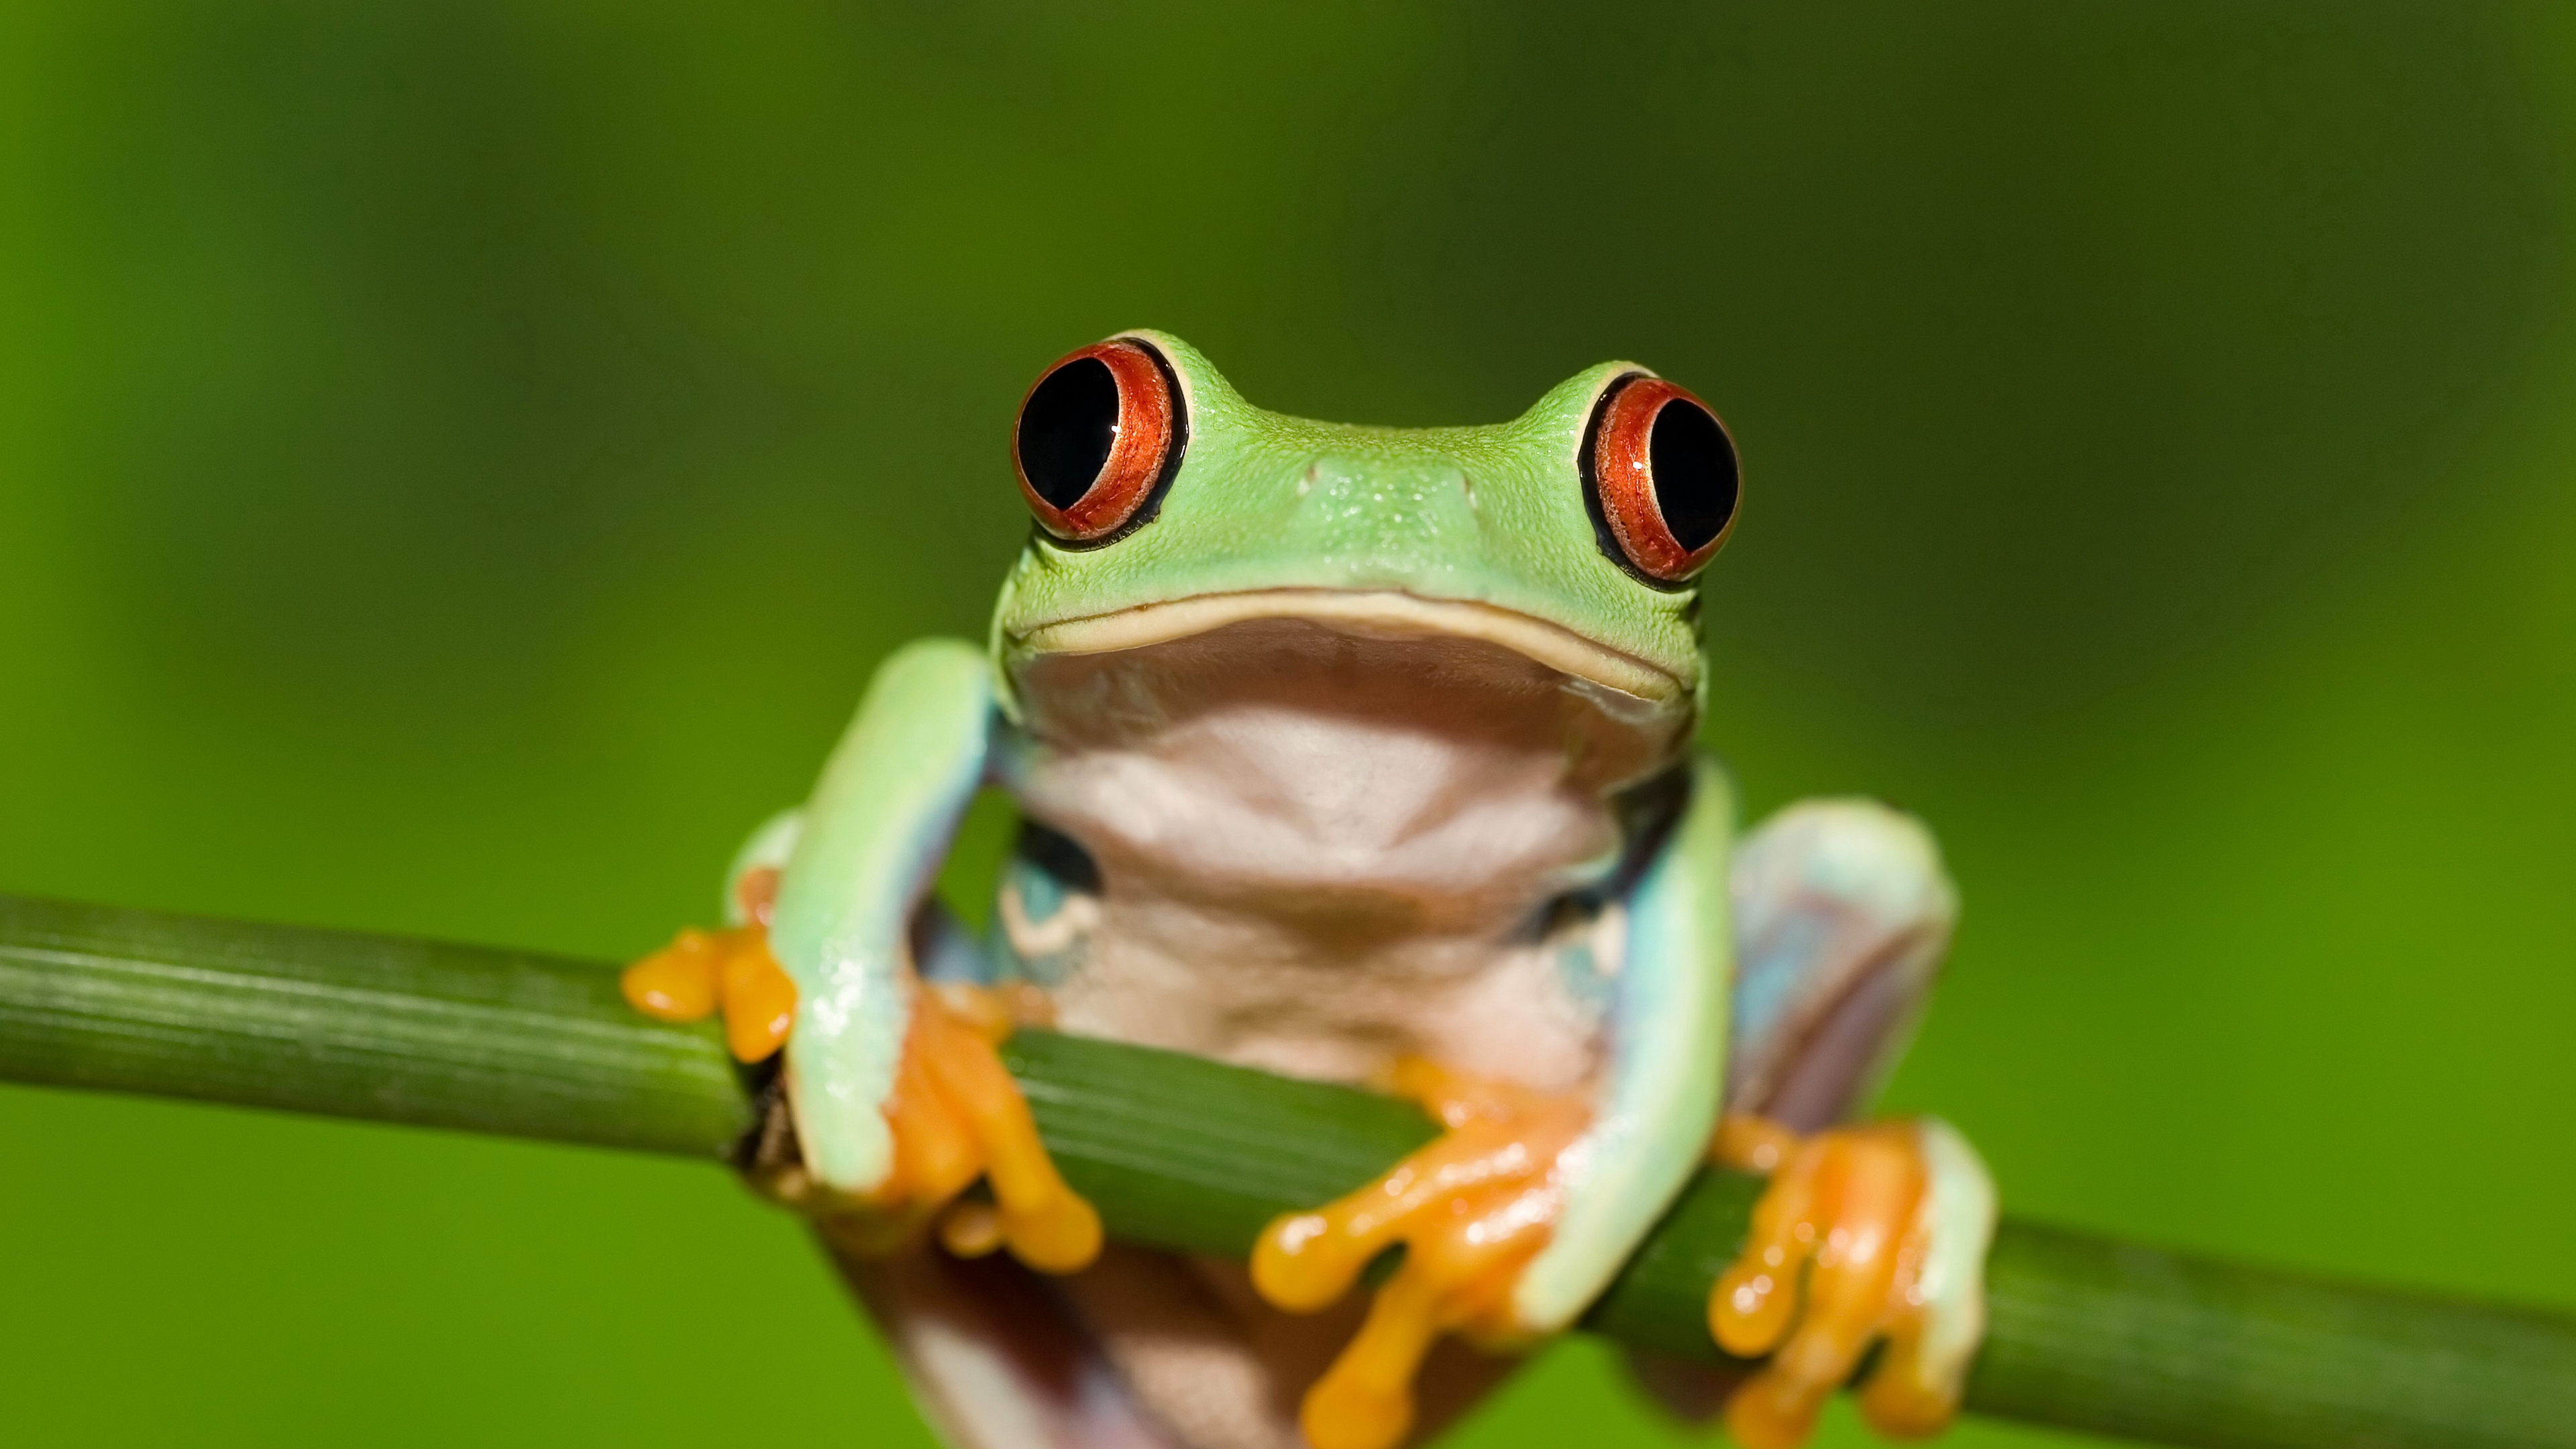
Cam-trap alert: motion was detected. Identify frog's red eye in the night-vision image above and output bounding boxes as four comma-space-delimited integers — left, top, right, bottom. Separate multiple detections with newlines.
1013, 337, 1185, 544
1582, 374, 1740, 585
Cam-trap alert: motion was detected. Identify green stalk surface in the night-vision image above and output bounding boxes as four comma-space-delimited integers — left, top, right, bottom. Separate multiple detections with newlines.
1, 893, 2569, 1449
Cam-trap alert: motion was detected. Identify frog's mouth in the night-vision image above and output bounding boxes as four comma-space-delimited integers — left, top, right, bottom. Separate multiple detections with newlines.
1011, 588, 1688, 708
1008, 588, 1694, 875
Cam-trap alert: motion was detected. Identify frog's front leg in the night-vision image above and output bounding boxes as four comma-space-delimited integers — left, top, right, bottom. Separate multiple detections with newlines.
1250, 757, 1737, 1449
623, 638, 1099, 1273
1705, 799, 1995, 1448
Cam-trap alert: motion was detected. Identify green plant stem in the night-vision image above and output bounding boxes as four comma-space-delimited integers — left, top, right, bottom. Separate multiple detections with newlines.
1, 894, 2570, 1449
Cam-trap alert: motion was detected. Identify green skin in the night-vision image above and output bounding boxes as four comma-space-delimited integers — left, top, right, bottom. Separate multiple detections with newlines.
990, 332, 1703, 712
739, 331, 1964, 1360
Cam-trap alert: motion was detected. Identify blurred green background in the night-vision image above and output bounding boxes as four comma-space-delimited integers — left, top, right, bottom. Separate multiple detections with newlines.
4, 3, 2573, 1446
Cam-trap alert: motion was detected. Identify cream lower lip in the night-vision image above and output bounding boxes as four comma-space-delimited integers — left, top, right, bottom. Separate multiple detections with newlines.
1012, 588, 1688, 705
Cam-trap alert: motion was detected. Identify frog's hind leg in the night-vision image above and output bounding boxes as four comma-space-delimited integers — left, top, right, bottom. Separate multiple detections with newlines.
1062, 1246, 1519, 1449
1725, 797, 1957, 1130
825, 1238, 1509, 1449
828, 1242, 1179, 1449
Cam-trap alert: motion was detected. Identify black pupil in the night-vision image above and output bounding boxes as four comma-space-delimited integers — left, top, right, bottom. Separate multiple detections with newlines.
1648, 399, 1739, 552
1018, 357, 1122, 509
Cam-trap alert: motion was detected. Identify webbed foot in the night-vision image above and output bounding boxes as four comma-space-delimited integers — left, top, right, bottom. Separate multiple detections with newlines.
623, 870, 1100, 1275
1707, 1114, 1995, 1447
1251, 1059, 1589, 1449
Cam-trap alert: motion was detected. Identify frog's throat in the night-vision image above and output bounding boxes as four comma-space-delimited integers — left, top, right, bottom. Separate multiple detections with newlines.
1008, 588, 1686, 706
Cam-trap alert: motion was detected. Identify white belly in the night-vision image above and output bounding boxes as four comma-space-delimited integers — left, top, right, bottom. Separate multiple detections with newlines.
1004, 616, 1673, 1093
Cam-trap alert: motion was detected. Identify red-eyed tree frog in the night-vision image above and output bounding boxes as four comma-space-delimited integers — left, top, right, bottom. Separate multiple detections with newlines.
626, 333, 1994, 1449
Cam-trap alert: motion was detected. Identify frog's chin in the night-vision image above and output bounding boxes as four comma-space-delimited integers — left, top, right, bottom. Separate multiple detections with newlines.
1010, 588, 1688, 710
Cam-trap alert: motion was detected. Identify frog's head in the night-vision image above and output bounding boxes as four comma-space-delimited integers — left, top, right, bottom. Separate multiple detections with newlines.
989, 331, 1740, 782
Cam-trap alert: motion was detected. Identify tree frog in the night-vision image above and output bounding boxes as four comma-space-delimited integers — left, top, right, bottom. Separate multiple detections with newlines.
625, 333, 1995, 1449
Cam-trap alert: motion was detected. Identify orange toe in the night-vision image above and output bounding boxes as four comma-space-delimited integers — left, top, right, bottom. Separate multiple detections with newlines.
1707, 1114, 1947, 1448
621, 927, 727, 1022
622, 922, 797, 1065
838, 980, 1101, 1274
1254, 1059, 1587, 1449
911, 982, 1102, 1271
718, 939, 796, 1062
623, 900, 1098, 1277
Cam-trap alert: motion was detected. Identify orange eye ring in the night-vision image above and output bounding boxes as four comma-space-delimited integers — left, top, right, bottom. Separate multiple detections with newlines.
1582, 374, 1741, 585
1012, 337, 1185, 544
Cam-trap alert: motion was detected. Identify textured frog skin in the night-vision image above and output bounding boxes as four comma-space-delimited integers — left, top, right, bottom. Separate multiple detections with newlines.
640, 333, 1986, 1449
